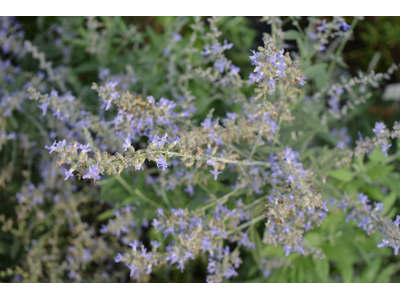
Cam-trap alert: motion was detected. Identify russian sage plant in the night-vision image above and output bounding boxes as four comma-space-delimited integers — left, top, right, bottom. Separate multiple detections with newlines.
1, 16, 400, 283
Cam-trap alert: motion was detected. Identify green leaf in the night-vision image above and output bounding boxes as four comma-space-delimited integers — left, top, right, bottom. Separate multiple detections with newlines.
375, 264, 396, 282
366, 164, 394, 179
0, 241, 10, 255
363, 186, 385, 201
284, 30, 301, 40
359, 258, 382, 283
302, 63, 328, 89
97, 209, 115, 221
337, 262, 354, 283
314, 258, 329, 282
249, 225, 262, 264
368, 149, 389, 163
305, 232, 322, 247
10, 240, 21, 260
382, 192, 397, 215
329, 168, 354, 182
383, 173, 400, 196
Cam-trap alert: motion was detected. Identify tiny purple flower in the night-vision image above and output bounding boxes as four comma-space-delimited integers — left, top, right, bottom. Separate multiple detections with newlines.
210, 170, 222, 180
64, 169, 74, 180
372, 122, 386, 135
156, 155, 170, 171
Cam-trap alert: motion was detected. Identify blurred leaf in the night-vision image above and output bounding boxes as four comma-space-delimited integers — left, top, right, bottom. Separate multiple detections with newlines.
0, 241, 10, 255
337, 262, 354, 283
366, 164, 394, 179
382, 192, 397, 215
284, 30, 302, 40
249, 225, 262, 264
329, 168, 354, 182
314, 258, 329, 282
375, 264, 396, 282
10, 240, 21, 260
358, 258, 382, 283
97, 209, 115, 221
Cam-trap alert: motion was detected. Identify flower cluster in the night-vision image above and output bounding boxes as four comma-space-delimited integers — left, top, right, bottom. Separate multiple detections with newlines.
332, 193, 400, 255
116, 198, 256, 283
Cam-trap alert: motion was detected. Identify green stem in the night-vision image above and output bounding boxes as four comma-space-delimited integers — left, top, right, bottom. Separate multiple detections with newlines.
21, 108, 51, 145
116, 176, 158, 208
197, 182, 214, 195
243, 194, 270, 210
289, 16, 306, 39
160, 187, 172, 208
227, 214, 265, 235
197, 188, 242, 212
323, 17, 359, 87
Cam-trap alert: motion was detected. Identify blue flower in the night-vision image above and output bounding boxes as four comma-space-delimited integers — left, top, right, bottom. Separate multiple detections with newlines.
229, 64, 240, 74
110, 91, 119, 99
152, 133, 169, 148
223, 39, 233, 49
114, 253, 123, 263
172, 32, 182, 42
338, 22, 351, 31
76, 143, 89, 153
37, 103, 48, 115
267, 78, 278, 88
249, 49, 259, 65
122, 138, 131, 151
381, 143, 391, 156
202, 237, 212, 252
225, 267, 238, 279
156, 155, 170, 171
50, 90, 59, 98
82, 163, 101, 180
163, 47, 171, 57
210, 170, 222, 180
317, 19, 327, 31
201, 45, 211, 55
151, 240, 161, 248
125, 264, 139, 277
141, 248, 151, 259
106, 81, 118, 89
45, 140, 57, 154
345, 211, 356, 222
393, 215, 400, 226
377, 238, 390, 248
183, 251, 195, 260
226, 112, 238, 120
374, 202, 384, 212
357, 193, 369, 205
129, 241, 139, 250
357, 217, 370, 231
157, 208, 164, 216
100, 99, 112, 111
214, 61, 227, 73
98, 68, 110, 80
283, 147, 299, 164
372, 122, 386, 135
321, 200, 329, 212
207, 158, 216, 167
299, 74, 307, 86
64, 169, 74, 180
184, 185, 194, 196
337, 141, 346, 149
238, 233, 255, 249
